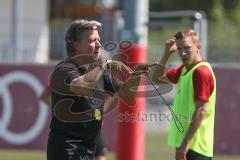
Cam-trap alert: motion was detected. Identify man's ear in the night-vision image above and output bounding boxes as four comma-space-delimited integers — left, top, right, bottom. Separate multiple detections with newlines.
197, 45, 201, 53
73, 42, 81, 51
197, 45, 201, 50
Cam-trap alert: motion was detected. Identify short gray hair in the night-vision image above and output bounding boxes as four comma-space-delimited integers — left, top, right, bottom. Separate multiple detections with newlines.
65, 19, 102, 57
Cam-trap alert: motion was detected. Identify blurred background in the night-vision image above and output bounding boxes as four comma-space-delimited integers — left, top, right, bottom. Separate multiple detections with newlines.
0, 0, 240, 160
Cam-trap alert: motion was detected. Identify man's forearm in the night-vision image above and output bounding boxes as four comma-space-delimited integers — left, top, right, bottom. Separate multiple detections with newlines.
70, 65, 105, 96
151, 52, 171, 83
181, 101, 208, 146
83, 65, 104, 84
117, 75, 141, 106
160, 52, 171, 66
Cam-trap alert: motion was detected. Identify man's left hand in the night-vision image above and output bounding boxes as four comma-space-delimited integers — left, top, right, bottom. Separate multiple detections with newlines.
106, 60, 134, 81
175, 143, 189, 160
133, 63, 158, 75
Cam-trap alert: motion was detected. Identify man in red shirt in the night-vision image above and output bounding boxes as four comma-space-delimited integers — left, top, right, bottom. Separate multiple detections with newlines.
151, 29, 216, 160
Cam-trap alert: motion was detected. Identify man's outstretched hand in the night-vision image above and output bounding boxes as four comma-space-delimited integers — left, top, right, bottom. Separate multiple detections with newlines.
133, 62, 158, 75
105, 60, 133, 81
105, 60, 158, 81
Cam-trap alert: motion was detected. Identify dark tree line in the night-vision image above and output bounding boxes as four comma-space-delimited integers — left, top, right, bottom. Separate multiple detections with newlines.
150, 0, 240, 23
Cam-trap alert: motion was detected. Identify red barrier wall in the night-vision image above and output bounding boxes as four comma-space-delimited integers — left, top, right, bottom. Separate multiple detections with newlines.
0, 64, 52, 149
0, 64, 240, 156
214, 66, 240, 155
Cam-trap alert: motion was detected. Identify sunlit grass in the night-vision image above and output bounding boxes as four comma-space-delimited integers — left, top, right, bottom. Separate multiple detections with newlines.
0, 132, 239, 160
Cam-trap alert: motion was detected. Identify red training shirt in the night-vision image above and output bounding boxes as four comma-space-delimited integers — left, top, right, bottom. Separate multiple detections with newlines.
166, 62, 214, 102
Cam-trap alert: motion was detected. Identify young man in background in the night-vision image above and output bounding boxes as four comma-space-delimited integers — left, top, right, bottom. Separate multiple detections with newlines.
151, 29, 216, 160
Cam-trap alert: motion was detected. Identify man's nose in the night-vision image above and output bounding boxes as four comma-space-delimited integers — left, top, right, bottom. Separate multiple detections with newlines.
96, 41, 101, 47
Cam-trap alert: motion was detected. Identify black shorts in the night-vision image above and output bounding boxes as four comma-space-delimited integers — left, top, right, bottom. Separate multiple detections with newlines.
186, 150, 212, 160
95, 134, 107, 157
47, 131, 95, 160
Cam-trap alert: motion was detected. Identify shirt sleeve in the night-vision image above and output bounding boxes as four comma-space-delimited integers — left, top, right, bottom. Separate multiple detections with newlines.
64, 68, 81, 85
50, 62, 82, 94
193, 66, 214, 102
166, 65, 184, 83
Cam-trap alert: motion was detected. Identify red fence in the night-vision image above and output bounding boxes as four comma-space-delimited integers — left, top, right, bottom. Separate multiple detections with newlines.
214, 66, 240, 155
0, 64, 239, 155
0, 64, 51, 149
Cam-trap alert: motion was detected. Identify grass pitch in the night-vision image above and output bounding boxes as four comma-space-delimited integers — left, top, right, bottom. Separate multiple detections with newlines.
0, 132, 239, 160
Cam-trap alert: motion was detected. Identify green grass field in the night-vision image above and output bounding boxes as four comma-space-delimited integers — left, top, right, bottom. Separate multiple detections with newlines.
0, 132, 239, 160
144, 132, 240, 160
